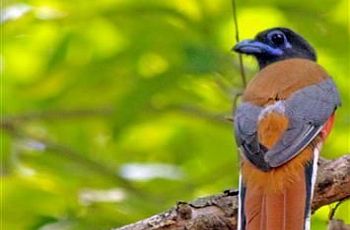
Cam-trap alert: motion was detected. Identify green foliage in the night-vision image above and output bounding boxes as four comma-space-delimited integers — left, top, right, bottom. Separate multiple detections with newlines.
2, 0, 349, 229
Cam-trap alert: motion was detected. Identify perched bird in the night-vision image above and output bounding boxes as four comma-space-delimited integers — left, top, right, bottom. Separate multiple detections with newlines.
232, 28, 341, 230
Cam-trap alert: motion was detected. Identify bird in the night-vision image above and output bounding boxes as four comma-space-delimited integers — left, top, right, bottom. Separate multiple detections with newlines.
232, 27, 341, 230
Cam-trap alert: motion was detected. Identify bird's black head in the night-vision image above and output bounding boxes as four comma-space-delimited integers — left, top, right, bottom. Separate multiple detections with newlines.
233, 27, 317, 69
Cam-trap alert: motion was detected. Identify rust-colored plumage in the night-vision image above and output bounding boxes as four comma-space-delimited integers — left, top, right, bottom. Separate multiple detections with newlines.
242, 59, 327, 106
234, 28, 340, 230
240, 59, 327, 230
242, 159, 309, 230
241, 108, 313, 230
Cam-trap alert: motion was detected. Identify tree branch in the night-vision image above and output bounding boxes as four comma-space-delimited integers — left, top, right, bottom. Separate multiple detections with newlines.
114, 154, 350, 230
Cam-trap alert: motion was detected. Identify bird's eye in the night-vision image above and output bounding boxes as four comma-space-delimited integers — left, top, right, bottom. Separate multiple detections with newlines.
270, 33, 285, 46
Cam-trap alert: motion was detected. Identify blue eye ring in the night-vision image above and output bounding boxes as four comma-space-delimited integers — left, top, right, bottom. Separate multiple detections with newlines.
267, 31, 285, 45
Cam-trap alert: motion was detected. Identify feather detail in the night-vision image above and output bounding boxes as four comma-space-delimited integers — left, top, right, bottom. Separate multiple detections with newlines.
242, 59, 328, 106
240, 151, 318, 230
236, 58, 339, 230
320, 113, 335, 140
257, 111, 289, 149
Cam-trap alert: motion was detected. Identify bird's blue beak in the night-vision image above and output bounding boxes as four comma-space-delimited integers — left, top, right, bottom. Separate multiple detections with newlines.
233, 39, 283, 56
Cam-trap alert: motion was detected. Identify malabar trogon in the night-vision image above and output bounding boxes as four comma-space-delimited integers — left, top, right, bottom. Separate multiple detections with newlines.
232, 27, 341, 230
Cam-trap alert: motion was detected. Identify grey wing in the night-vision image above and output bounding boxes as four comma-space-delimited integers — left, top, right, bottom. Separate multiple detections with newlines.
234, 103, 271, 171
264, 78, 341, 167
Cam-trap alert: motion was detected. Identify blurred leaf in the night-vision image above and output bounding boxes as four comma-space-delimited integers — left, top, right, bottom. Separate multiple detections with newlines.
3, 0, 349, 229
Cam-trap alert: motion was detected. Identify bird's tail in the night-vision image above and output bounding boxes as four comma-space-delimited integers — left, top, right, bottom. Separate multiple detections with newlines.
237, 147, 319, 230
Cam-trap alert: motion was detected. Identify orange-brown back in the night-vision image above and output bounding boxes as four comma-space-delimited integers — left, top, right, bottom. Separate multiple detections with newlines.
242, 58, 328, 106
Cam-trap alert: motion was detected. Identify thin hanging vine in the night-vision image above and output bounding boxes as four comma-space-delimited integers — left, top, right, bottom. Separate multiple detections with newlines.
231, 0, 247, 88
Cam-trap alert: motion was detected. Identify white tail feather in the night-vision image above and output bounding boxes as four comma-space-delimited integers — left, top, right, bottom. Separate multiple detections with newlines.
304, 144, 321, 230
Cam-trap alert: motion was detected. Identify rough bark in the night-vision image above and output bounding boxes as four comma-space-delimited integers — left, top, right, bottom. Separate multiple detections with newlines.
114, 154, 350, 230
